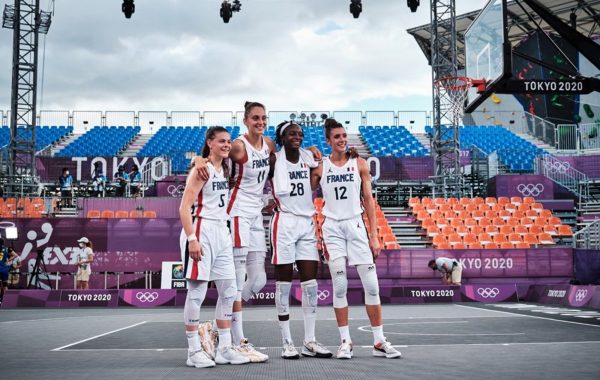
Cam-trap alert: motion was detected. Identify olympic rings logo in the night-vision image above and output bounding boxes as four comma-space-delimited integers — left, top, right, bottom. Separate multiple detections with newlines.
476, 287, 500, 298
167, 185, 185, 197
575, 289, 588, 302
543, 160, 571, 175
317, 290, 330, 301
136, 291, 159, 303
516, 183, 545, 197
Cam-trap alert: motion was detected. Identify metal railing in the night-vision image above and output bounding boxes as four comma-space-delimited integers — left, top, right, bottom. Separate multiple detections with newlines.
555, 123, 600, 151
535, 154, 590, 202
524, 111, 556, 146
573, 220, 600, 250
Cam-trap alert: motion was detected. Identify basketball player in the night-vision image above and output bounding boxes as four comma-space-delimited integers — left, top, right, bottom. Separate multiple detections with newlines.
179, 127, 250, 368
192, 102, 273, 362
268, 121, 332, 359
311, 119, 401, 360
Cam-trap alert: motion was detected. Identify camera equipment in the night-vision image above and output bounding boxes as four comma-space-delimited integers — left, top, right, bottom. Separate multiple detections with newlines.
220, 0, 242, 23
407, 0, 420, 13
27, 248, 51, 289
122, 0, 135, 19
350, 0, 362, 19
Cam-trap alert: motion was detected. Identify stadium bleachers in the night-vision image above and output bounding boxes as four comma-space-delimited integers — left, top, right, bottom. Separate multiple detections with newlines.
138, 126, 240, 173
359, 125, 429, 157
56, 126, 140, 157
425, 125, 546, 171
410, 196, 573, 249
0, 125, 72, 152
265, 126, 331, 155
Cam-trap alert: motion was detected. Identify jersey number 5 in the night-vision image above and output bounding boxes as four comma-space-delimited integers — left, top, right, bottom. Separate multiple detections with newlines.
218, 193, 225, 207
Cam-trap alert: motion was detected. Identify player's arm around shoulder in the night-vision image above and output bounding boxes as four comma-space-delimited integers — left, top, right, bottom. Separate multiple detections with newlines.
310, 162, 323, 191
229, 139, 246, 163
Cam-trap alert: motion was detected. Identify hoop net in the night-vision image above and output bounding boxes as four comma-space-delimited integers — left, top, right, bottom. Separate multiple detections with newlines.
434, 76, 473, 119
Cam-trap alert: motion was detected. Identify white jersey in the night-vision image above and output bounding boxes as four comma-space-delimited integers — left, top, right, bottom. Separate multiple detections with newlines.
320, 156, 363, 220
195, 163, 229, 221
271, 154, 315, 217
228, 135, 270, 217
76, 247, 93, 272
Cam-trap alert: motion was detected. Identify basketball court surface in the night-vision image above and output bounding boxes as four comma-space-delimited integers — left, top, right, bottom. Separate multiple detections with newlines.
2, 303, 600, 379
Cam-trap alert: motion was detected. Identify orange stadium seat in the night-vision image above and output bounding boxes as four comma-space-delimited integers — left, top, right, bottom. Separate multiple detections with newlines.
472, 210, 485, 220
143, 210, 157, 218
485, 197, 497, 206
483, 242, 499, 249
101, 210, 115, 218
548, 217, 562, 226
466, 204, 478, 213
497, 197, 510, 206
525, 209, 538, 219
478, 217, 491, 228
484, 225, 498, 236
500, 242, 514, 249
531, 202, 544, 211
463, 233, 477, 246
508, 233, 522, 244
478, 232, 492, 244
523, 196, 535, 205
557, 225, 573, 237
447, 197, 458, 205
510, 196, 522, 205
459, 197, 471, 206
433, 235, 447, 247
539, 209, 552, 219
504, 203, 516, 212
469, 242, 484, 249
544, 225, 558, 236
492, 217, 505, 226
514, 225, 529, 235
87, 210, 101, 218
515, 242, 530, 249
408, 197, 420, 207
456, 225, 469, 237
472, 197, 484, 205
499, 225, 513, 235
538, 233, 555, 245
447, 233, 463, 248
470, 225, 484, 236
524, 233, 539, 245
493, 233, 508, 244
115, 210, 129, 218
529, 225, 543, 235
521, 217, 534, 227
498, 209, 511, 220
421, 197, 433, 205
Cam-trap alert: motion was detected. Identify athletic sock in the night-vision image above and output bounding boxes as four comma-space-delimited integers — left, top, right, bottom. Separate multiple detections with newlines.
303, 311, 316, 343
186, 330, 201, 352
231, 311, 244, 344
372, 325, 385, 345
279, 319, 292, 343
218, 328, 232, 349
339, 325, 351, 342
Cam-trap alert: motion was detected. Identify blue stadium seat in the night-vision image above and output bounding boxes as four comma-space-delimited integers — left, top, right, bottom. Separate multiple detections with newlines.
56, 126, 140, 157
359, 125, 429, 157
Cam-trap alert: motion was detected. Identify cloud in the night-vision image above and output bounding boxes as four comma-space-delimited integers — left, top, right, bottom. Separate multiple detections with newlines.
0, 0, 488, 114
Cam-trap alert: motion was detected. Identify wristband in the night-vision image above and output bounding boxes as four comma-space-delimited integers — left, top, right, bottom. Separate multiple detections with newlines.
187, 234, 197, 242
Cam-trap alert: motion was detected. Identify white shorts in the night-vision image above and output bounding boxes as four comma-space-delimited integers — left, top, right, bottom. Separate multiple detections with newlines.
269, 212, 319, 265
180, 218, 235, 281
322, 214, 374, 266
230, 214, 267, 254
76, 269, 91, 282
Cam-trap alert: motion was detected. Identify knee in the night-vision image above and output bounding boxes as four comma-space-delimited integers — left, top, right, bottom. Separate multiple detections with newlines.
357, 264, 380, 305
252, 271, 267, 292
275, 281, 292, 316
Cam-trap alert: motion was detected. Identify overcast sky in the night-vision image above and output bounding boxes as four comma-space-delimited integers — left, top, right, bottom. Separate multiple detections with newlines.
0, 0, 488, 114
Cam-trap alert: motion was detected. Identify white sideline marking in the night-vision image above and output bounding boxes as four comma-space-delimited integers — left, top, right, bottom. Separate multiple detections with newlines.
52, 341, 600, 352
51, 321, 147, 351
456, 304, 600, 329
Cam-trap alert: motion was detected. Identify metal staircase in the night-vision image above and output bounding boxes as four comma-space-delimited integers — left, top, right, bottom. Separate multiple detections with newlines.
535, 154, 591, 203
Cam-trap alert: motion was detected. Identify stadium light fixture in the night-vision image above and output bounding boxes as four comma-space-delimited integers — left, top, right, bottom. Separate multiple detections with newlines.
122, 0, 135, 19
407, 0, 419, 13
220, 0, 242, 24
349, 0, 362, 19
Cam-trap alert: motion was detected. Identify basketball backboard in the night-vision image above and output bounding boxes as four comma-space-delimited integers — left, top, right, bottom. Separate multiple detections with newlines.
464, 0, 511, 112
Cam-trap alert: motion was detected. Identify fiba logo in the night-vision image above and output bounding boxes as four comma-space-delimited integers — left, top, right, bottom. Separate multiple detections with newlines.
477, 287, 500, 298
317, 290, 330, 301
575, 289, 588, 302
136, 291, 159, 303
516, 183, 544, 197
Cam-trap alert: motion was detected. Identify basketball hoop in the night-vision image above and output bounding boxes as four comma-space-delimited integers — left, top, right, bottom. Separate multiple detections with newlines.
434, 76, 474, 118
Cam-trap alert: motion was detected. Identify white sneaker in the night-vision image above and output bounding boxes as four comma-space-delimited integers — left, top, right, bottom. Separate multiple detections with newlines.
186, 350, 216, 368
237, 338, 269, 363
215, 345, 250, 365
302, 340, 333, 358
281, 339, 300, 359
336, 339, 353, 359
373, 340, 402, 359
198, 321, 217, 360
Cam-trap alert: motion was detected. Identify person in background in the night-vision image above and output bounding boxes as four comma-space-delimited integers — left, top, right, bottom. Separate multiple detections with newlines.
91, 162, 107, 197
58, 167, 73, 208
0, 239, 18, 306
129, 164, 142, 198
428, 257, 462, 285
7, 247, 21, 289
114, 165, 129, 197
75, 237, 94, 290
